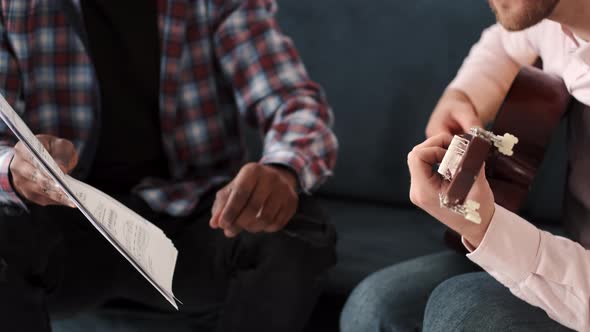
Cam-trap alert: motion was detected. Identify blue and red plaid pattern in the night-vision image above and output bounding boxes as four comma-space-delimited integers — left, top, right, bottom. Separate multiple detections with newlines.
0, 0, 337, 216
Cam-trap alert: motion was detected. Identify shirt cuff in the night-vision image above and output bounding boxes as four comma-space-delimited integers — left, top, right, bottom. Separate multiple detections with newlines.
0, 149, 27, 209
463, 204, 541, 283
260, 149, 318, 194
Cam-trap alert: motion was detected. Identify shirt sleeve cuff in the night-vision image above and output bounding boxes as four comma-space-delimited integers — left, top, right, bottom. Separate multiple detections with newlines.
0, 149, 27, 209
462, 204, 541, 283
260, 149, 319, 194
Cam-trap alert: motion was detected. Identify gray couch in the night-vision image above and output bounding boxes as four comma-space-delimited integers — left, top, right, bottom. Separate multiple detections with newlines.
53, 1, 568, 331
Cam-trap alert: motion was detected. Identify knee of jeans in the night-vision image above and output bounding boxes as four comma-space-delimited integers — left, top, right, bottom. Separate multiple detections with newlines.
340, 269, 407, 332
424, 273, 497, 332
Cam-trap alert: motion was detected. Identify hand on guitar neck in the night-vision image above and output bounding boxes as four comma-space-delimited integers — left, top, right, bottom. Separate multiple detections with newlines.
411, 66, 571, 250
426, 88, 482, 138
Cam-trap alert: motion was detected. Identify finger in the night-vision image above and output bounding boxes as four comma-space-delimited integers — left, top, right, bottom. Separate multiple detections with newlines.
56, 163, 79, 204
62, 195, 76, 208
407, 146, 448, 182
454, 107, 482, 133
10, 159, 42, 192
264, 206, 284, 233
262, 186, 297, 233
408, 147, 448, 208
12, 159, 70, 206
210, 187, 230, 229
219, 169, 260, 229
25, 174, 68, 207
30, 185, 65, 206
16, 179, 64, 207
32, 166, 74, 207
13, 138, 75, 208
14, 137, 74, 174
425, 118, 454, 138
13, 142, 38, 167
223, 225, 242, 238
210, 208, 221, 229
220, 216, 243, 236
266, 203, 296, 233
235, 182, 270, 233
43, 182, 74, 207
13, 156, 51, 182
414, 133, 454, 151
257, 193, 282, 228
236, 206, 262, 233
409, 146, 448, 171
23, 191, 60, 206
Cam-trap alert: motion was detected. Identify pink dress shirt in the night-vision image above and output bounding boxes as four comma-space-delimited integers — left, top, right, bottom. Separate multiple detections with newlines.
449, 20, 590, 331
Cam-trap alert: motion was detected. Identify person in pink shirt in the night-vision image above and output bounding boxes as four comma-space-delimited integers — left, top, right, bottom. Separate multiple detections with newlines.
341, 0, 590, 331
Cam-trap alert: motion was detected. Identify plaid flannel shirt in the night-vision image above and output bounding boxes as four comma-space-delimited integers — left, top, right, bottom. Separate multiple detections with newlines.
0, 0, 337, 216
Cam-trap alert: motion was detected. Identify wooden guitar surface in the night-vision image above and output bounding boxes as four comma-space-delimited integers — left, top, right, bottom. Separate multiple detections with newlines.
486, 66, 570, 212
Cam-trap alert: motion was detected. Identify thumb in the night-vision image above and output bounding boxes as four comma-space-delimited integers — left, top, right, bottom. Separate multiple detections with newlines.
47, 138, 79, 173
454, 107, 482, 133
54, 152, 78, 174
63, 150, 78, 173
470, 164, 491, 197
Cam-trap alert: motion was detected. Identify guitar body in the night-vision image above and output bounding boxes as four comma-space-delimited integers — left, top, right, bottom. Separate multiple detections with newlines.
443, 66, 571, 251
486, 66, 571, 212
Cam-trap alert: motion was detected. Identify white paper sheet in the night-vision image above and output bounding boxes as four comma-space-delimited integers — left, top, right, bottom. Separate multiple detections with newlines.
0, 93, 180, 309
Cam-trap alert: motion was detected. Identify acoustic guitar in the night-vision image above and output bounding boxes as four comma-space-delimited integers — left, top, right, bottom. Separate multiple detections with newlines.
439, 65, 571, 252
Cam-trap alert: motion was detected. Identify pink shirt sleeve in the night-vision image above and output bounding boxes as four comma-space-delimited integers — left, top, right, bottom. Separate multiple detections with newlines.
463, 206, 590, 331
448, 23, 540, 123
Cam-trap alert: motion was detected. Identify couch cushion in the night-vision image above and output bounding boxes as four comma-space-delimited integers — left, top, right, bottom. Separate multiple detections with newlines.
319, 198, 448, 294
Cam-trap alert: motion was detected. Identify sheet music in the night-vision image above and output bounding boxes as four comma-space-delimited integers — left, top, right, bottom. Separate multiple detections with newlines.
0, 93, 180, 309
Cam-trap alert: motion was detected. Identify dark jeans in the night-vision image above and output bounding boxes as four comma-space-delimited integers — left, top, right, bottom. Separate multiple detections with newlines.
0, 191, 336, 332
340, 251, 572, 332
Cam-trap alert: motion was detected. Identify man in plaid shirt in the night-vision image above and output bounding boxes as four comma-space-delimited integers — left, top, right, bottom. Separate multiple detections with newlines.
0, 0, 338, 331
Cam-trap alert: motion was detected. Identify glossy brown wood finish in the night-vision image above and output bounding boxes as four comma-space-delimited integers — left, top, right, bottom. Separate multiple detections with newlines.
487, 66, 570, 212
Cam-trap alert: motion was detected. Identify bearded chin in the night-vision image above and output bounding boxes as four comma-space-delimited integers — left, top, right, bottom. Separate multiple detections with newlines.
488, 0, 560, 31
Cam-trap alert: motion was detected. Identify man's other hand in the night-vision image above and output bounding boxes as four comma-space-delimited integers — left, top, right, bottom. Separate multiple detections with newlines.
10, 135, 78, 207
210, 163, 299, 238
425, 89, 482, 138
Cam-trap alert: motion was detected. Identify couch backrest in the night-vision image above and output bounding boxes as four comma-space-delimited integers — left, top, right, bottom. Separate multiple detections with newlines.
272, 0, 495, 202
245, 0, 568, 221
